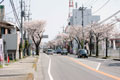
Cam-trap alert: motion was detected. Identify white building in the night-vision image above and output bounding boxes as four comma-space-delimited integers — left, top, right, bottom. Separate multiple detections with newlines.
69, 8, 100, 26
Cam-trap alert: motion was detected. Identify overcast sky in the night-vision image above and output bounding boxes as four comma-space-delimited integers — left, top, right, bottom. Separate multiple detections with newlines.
2, 0, 120, 42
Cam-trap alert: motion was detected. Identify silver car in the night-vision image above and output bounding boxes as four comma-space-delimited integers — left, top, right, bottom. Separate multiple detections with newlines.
47, 49, 53, 55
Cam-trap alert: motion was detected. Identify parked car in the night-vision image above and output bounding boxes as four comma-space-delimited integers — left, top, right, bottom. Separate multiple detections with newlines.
43, 48, 47, 53
61, 49, 68, 55
56, 48, 62, 54
77, 49, 88, 58
46, 49, 54, 55
53, 50, 56, 53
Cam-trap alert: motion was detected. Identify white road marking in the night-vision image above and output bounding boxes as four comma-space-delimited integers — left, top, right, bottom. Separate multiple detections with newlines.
48, 58, 54, 80
96, 63, 101, 70
43, 53, 54, 80
44, 53, 49, 58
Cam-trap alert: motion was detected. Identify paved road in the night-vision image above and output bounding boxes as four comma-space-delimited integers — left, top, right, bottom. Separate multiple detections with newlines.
40, 53, 120, 80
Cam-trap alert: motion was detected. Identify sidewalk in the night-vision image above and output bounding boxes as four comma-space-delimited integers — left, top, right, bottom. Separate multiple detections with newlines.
0, 56, 38, 80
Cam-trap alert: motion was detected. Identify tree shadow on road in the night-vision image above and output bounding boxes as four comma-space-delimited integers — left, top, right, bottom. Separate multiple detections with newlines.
108, 63, 120, 67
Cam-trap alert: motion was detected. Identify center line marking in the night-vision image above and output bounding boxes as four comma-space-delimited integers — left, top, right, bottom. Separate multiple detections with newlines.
96, 63, 101, 70
48, 57, 54, 80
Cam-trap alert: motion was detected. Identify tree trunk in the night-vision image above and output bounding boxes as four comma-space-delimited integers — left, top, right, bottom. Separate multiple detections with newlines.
81, 40, 84, 49
70, 41, 73, 54
89, 37, 92, 56
106, 37, 108, 58
96, 37, 99, 57
78, 43, 80, 49
74, 37, 81, 49
36, 45, 39, 55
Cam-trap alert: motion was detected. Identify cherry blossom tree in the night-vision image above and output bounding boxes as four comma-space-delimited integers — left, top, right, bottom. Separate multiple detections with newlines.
25, 20, 46, 55
88, 22, 115, 57
66, 22, 115, 56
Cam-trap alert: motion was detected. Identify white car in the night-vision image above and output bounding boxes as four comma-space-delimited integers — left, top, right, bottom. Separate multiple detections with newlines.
47, 49, 53, 55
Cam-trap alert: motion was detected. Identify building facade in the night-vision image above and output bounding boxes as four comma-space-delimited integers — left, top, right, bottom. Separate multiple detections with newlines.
0, 21, 20, 60
69, 8, 100, 26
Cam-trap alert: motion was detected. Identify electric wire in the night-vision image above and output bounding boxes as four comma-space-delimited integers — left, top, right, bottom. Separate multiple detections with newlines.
84, 0, 93, 6
93, 0, 111, 14
9, 0, 20, 27
10, 0, 20, 26
85, 0, 96, 7
0, 0, 4, 4
87, 0, 99, 8
5, 7, 20, 15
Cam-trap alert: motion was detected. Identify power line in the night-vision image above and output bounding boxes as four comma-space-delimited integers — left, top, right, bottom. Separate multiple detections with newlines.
93, 0, 111, 14
84, 0, 93, 6
0, 0, 4, 4
85, 0, 96, 7
86, 0, 99, 8
9, 0, 21, 27
5, 7, 20, 15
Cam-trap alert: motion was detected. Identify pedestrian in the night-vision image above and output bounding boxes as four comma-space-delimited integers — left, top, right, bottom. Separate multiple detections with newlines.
32, 51, 34, 56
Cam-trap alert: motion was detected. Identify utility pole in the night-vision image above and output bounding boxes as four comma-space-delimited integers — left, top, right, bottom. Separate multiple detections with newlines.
23, 0, 31, 56
20, 0, 24, 57
79, 5, 86, 49
24, 0, 32, 22
27, 0, 32, 22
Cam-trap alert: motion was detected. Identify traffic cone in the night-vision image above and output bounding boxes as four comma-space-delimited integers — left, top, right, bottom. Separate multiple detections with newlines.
8, 56, 9, 63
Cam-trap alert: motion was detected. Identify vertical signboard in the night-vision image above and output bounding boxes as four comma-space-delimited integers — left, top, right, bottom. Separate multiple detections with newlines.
0, 39, 3, 64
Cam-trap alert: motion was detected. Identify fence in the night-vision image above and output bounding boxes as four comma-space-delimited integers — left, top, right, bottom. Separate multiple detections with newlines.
99, 48, 120, 59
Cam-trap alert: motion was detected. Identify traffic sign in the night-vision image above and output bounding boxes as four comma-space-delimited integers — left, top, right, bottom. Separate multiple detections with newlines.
42, 35, 48, 38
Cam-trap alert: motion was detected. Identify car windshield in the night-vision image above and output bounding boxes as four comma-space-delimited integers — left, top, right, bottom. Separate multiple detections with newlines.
57, 49, 61, 51
79, 50, 86, 54
48, 49, 52, 52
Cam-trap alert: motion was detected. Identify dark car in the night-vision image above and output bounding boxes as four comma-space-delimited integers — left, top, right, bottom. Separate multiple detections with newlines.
77, 49, 88, 58
56, 49, 62, 54
61, 49, 68, 55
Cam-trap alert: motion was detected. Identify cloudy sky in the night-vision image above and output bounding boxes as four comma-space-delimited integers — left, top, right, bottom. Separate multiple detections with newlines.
2, 0, 120, 42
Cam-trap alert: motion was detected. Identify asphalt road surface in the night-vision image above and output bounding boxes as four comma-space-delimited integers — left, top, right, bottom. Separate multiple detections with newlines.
40, 53, 120, 80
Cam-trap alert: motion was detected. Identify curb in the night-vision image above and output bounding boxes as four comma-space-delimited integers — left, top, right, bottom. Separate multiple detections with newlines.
26, 73, 34, 80
31, 56, 39, 80
113, 59, 120, 61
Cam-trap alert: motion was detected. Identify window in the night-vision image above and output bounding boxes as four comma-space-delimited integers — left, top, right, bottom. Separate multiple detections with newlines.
1, 27, 5, 34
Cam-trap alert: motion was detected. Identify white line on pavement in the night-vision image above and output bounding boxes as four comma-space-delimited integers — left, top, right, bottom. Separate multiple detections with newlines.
96, 63, 101, 70
48, 58, 54, 80
44, 53, 49, 58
